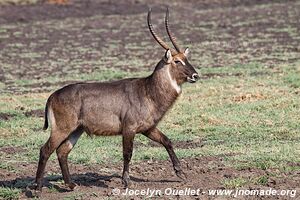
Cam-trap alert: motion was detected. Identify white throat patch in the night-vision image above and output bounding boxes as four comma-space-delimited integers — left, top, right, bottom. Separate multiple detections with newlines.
167, 65, 181, 94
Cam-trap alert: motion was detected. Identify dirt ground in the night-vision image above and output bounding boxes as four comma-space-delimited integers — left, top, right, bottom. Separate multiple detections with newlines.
0, 0, 300, 199
0, 148, 299, 199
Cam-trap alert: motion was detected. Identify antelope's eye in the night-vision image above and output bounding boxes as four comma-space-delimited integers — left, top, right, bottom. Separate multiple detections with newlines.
174, 60, 181, 64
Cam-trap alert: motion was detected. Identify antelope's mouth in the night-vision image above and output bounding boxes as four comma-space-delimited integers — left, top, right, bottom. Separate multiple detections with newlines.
187, 73, 199, 83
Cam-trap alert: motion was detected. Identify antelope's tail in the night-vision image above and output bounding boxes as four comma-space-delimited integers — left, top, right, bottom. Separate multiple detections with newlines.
43, 101, 49, 130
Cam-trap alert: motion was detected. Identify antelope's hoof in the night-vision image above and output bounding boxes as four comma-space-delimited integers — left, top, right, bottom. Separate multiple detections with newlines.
33, 183, 43, 192
67, 182, 77, 190
32, 189, 42, 198
176, 170, 187, 181
25, 182, 42, 198
122, 177, 130, 188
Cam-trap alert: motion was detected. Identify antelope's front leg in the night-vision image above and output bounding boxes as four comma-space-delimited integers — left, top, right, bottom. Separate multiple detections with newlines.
143, 128, 187, 180
122, 133, 135, 187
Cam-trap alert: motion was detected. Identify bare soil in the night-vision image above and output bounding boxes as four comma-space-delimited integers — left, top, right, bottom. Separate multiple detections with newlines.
0, 155, 299, 199
24, 109, 44, 118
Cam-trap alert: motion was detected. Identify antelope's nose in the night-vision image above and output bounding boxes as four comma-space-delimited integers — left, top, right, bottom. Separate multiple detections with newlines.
187, 73, 199, 83
192, 73, 199, 81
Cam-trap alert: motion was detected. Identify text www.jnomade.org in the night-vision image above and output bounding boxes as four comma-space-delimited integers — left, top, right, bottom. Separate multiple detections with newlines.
111, 187, 297, 198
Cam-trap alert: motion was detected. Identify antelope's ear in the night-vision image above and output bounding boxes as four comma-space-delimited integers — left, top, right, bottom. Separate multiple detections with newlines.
184, 47, 189, 57
164, 49, 173, 63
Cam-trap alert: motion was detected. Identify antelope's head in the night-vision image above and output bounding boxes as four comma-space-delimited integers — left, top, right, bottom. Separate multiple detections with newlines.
148, 8, 199, 85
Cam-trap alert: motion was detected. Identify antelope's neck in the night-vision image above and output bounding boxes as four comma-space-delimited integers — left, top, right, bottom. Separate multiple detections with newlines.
146, 61, 181, 112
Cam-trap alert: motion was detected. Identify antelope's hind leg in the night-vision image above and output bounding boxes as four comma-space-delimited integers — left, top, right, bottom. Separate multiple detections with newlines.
56, 127, 83, 190
35, 130, 70, 191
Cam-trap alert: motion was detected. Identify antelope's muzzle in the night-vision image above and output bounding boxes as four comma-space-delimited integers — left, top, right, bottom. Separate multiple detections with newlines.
187, 73, 199, 83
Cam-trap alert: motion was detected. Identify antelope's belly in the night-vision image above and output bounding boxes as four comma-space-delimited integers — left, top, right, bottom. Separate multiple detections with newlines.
82, 113, 122, 136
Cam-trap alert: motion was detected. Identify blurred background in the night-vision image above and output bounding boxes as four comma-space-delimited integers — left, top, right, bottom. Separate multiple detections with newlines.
0, 0, 299, 93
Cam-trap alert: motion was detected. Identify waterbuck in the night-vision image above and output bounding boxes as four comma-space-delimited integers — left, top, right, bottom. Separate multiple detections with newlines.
35, 8, 199, 191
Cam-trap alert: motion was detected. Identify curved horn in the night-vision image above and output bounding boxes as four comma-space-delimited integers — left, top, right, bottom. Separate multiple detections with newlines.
148, 9, 175, 54
165, 7, 181, 53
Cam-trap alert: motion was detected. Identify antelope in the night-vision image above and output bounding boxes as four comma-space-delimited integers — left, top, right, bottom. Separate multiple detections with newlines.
35, 8, 199, 191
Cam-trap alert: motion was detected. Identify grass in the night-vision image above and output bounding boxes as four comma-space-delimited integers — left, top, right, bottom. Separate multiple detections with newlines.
63, 193, 85, 200
1, 61, 299, 168
0, 0, 38, 5
284, 70, 300, 88
222, 175, 270, 189
0, 187, 20, 200
222, 177, 248, 189
0, 163, 15, 172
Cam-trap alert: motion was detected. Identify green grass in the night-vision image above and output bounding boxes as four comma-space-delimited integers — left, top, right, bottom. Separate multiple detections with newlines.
222, 175, 270, 189
255, 175, 269, 186
0, 0, 38, 5
1, 62, 299, 168
0, 162, 15, 172
0, 187, 20, 200
284, 70, 300, 88
63, 193, 85, 200
222, 177, 248, 189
